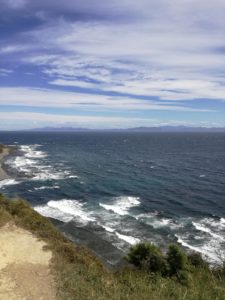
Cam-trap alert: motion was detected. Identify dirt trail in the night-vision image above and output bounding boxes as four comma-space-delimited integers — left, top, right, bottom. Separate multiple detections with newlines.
0, 223, 56, 299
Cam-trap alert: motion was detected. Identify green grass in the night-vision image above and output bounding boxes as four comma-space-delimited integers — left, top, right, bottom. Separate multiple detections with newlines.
0, 194, 225, 300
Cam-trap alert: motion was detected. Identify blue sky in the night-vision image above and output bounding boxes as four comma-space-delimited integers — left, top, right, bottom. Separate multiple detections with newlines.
0, 0, 225, 129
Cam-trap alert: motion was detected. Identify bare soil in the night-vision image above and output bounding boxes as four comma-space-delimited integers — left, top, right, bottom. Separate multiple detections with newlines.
0, 223, 56, 300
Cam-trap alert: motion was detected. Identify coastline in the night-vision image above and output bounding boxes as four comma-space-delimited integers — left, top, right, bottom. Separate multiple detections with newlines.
0, 145, 11, 181
0, 143, 124, 268
1, 195, 225, 300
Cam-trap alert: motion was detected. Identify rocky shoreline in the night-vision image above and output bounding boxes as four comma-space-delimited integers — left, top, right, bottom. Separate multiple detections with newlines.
0, 145, 12, 181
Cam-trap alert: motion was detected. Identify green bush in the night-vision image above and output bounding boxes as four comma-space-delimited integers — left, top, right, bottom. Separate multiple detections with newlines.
167, 244, 188, 276
127, 242, 168, 275
188, 252, 209, 269
214, 262, 225, 280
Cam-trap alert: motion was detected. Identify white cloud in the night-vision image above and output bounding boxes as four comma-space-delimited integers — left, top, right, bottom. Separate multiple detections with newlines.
50, 76, 225, 101
3, 0, 27, 9
0, 111, 158, 129
0, 111, 220, 130
0, 68, 13, 76
20, 13, 225, 102
1, 0, 225, 130
0, 87, 213, 112
0, 45, 30, 54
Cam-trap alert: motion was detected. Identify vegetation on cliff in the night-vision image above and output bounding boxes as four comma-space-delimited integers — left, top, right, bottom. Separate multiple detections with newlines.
0, 194, 225, 300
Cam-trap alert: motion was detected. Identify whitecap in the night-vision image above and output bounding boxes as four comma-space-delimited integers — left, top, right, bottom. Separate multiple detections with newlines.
200, 217, 225, 230
35, 204, 74, 223
34, 185, 59, 191
101, 225, 115, 233
192, 221, 224, 240
136, 213, 181, 230
7, 144, 78, 182
20, 145, 47, 159
176, 234, 224, 265
115, 232, 140, 245
0, 179, 19, 189
99, 196, 140, 216
33, 171, 66, 181
220, 218, 225, 226
34, 199, 95, 224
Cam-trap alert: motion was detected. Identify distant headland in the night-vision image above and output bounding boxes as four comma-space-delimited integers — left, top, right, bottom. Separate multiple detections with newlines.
2, 126, 225, 132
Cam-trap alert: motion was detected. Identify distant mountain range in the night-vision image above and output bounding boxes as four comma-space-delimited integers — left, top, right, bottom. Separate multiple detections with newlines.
23, 126, 225, 132
27, 127, 91, 132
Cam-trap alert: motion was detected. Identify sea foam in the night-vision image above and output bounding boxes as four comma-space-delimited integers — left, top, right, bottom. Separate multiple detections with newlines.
8, 144, 78, 181
0, 179, 19, 189
115, 232, 140, 245
99, 196, 140, 216
176, 216, 225, 264
35, 199, 95, 224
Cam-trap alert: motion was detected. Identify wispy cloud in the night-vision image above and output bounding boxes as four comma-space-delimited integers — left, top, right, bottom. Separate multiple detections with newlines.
2, 0, 27, 10
0, 68, 14, 76
0, 0, 225, 128
0, 111, 217, 130
0, 87, 212, 112
21, 15, 225, 102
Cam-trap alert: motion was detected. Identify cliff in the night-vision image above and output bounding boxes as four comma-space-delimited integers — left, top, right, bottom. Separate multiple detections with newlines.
0, 195, 225, 299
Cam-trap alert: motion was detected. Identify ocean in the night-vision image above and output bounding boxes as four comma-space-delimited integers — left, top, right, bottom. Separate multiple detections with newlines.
0, 131, 225, 266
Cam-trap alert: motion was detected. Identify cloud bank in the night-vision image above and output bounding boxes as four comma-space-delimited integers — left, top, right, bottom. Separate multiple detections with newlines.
0, 0, 225, 128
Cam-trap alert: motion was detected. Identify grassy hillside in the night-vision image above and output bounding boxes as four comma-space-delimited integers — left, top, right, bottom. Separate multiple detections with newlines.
0, 194, 225, 300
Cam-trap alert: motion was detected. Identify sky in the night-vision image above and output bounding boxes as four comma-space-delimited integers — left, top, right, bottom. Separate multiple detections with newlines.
0, 0, 225, 129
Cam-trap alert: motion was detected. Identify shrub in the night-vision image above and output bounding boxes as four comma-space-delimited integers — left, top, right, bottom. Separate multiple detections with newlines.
214, 262, 225, 280
188, 252, 209, 269
176, 270, 189, 285
167, 244, 188, 276
127, 242, 168, 275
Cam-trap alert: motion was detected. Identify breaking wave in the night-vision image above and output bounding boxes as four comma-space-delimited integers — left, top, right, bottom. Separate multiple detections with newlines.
34, 199, 95, 224
99, 196, 140, 216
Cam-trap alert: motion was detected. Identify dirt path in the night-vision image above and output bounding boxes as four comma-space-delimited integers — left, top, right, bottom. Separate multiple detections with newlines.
0, 223, 56, 299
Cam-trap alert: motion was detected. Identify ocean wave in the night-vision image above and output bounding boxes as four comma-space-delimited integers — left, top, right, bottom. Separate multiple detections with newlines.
35, 199, 95, 224
34, 185, 60, 191
101, 224, 116, 233
0, 179, 20, 189
192, 221, 224, 240
176, 234, 225, 265
99, 196, 140, 216
13, 156, 37, 173
136, 212, 181, 230
175, 216, 225, 264
99, 222, 140, 245
21, 145, 47, 159
200, 217, 225, 230
115, 232, 140, 245
33, 171, 66, 181
220, 218, 225, 226
7, 144, 78, 182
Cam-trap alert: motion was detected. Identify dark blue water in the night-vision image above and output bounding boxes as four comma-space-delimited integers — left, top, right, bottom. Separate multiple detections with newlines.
0, 132, 225, 265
